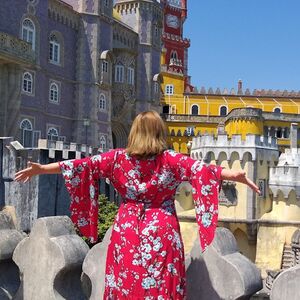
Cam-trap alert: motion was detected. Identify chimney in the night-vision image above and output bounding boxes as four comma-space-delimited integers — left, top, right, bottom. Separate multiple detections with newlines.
290, 123, 298, 153
238, 79, 243, 94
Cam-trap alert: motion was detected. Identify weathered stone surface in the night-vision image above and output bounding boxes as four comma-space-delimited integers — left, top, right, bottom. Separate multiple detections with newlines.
270, 265, 300, 300
82, 227, 113, 299
13, 216, 89, 300
186, 227, 262, 300
0, 210, 25, 300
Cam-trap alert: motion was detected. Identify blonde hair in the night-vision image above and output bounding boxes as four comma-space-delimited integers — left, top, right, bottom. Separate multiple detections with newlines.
126, 111, 167, 159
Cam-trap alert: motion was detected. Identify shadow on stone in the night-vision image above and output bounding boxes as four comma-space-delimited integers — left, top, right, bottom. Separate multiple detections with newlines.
82, 227, 112, 300
54, 265, 87, 300
186, 256, 220, 300
0, 260, 20, 299
0, 209, 25, 299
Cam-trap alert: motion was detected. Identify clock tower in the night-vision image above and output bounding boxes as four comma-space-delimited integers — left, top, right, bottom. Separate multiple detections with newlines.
161, 0, 192, 90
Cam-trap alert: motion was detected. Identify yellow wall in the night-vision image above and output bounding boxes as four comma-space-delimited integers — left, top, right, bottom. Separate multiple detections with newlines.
161, 60, 300, 274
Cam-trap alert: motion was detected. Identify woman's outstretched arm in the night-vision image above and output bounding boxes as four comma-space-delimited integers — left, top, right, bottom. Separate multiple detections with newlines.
14, 162, 61, 183
220, 168, 260, 194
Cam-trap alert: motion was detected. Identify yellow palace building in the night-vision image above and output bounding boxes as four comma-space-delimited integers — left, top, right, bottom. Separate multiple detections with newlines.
160, 1, 300, 282
160, 1, 300, 154
161, 77, 300, 154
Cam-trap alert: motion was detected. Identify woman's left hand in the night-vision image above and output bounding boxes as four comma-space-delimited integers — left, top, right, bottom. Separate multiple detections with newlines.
220, 169, 260, 194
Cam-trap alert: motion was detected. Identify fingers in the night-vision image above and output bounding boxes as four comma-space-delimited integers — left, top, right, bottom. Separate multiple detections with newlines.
245, 178, 260, 194
15, 173, 29, 182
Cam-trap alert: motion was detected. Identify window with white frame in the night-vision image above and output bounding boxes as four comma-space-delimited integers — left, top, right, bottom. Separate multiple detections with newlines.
47, 127, 59, 141
220, 106, 227, 116
98, 94, 106, 111
115, 64, 124, 83
191, 105, 199, 115
49, 82, 59, 103
102, 60, 108, 73
127, 67, 134, 85
20, 119, 33, 147
99, 135, 107, 151
22, 72, 33, 94
165, 84, 174, 95
49, 34, 60, 64
154, 82, 159, 94
22, 19, 35, 50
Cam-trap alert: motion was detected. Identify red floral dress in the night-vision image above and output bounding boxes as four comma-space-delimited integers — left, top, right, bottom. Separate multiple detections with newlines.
59, 149, 222, 300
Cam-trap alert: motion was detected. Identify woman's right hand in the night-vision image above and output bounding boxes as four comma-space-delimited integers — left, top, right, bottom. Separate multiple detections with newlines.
14, 162, 42, 183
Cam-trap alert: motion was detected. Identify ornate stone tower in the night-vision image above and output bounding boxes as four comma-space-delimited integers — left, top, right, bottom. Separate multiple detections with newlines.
64, 0, 114, 148
114, 0, 163, 113
161, 0, 192, 90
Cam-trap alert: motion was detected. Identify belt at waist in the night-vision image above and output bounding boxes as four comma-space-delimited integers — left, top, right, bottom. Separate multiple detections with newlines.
121, 199, 176, 216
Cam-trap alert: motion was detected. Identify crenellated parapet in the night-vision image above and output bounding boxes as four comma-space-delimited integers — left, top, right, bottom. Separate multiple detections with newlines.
48, 0, 79, 30
115, 0, 163, 19
269, 148, 300, 198
190, 133, 278, 163
269, 123, 300, 198
37, 139, 98, 159
193, 86, 300, 98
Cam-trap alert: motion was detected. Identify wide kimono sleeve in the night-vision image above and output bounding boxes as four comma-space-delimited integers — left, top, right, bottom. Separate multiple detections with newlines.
166, 150, 222, 251
59, 150, 117, 243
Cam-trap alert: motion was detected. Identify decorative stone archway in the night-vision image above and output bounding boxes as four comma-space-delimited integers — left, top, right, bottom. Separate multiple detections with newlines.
112, 121, 129, 148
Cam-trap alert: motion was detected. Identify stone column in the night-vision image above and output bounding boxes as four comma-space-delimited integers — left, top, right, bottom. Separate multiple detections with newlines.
290, 123, 298, 152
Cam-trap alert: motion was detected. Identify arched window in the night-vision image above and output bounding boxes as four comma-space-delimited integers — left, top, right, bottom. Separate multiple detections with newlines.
220, 105, 227, 116
22, 19, 35, 50
127, 66, 134, 85
191, 105, 199, 115
102, 60, 108, 73
22, 72, 33, 94
154, 82, 159, 94
20, 119, 33, 147
47, 127, 59, 141
49, 34, 60, 64
273, 107, 281, 114
49, 82, 59, 102
20, 119, 32, 131
115, 63, 124, 83
98, 94, 106, 111
170, 50, 178, 60
99, 135, 106, 151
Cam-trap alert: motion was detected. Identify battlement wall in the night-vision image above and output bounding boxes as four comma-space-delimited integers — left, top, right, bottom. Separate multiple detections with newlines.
191, 134, 279, 162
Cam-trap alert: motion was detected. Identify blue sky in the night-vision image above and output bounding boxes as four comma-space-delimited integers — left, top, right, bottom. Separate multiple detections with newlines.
184, 0, 300, 92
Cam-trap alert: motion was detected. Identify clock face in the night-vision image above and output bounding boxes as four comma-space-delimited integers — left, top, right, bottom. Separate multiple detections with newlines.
166, 14, 180, 29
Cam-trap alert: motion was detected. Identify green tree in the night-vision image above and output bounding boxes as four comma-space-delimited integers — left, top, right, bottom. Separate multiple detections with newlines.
78, 194, 118, 247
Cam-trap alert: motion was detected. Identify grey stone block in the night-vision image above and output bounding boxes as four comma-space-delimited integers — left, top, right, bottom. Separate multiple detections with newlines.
186, 227, 262, 300
13, 216, 90, 300
0, 210, 25, 300
82, 227, 112, 300
270, 265, 300, 300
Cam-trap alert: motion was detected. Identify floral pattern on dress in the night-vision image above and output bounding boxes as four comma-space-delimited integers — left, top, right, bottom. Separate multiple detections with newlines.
60, 149, 222, 299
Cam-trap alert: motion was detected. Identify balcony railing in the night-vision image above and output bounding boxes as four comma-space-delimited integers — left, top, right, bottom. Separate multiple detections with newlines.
0, 32, 35, 65
161, 114, 223, 123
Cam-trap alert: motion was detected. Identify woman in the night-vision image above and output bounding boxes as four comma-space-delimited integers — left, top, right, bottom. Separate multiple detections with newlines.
15, 111, 259, 299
